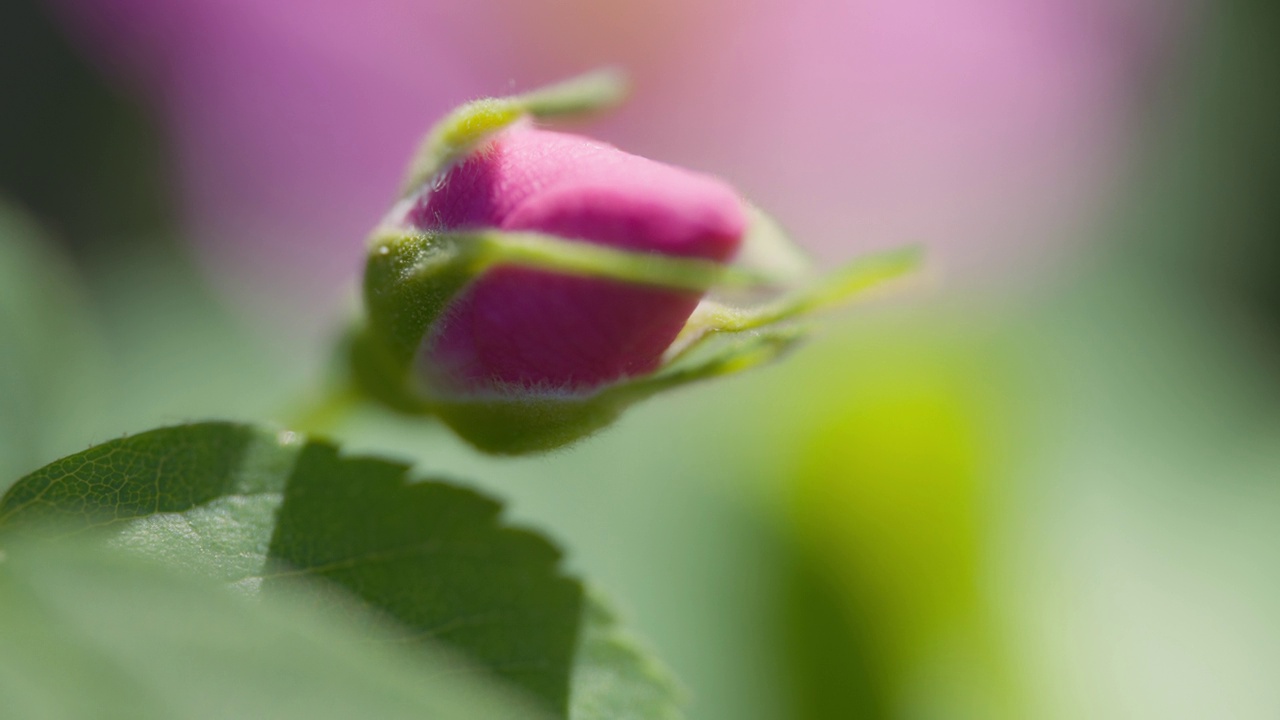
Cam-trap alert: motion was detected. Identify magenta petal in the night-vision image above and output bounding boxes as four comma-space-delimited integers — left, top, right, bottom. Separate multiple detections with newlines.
412, 126, 746, 395
426, 271, 704, 393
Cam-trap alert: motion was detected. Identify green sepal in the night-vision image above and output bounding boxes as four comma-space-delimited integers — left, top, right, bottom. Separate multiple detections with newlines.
422, 327, 804, 455
354, 224, 921, 454
669, 244, 923, 361
362, 227, 471, 368
353, 225, 790, 452
425, 246, 920, 453
469, 229, 771, 290
400, 69, 628, 197
732, 203, 812, 286
360, 226, 775, 370
515, 67, 629, 119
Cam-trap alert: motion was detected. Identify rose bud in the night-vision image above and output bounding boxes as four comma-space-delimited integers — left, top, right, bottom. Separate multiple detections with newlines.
349, 70, 920, 454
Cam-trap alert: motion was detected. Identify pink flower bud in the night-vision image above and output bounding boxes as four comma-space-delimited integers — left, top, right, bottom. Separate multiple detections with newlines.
404, 124, 747, 397
352, 72, 918, 454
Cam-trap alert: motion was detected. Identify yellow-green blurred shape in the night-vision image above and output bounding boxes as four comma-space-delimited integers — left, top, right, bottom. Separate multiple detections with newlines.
781, 314, 1025, 719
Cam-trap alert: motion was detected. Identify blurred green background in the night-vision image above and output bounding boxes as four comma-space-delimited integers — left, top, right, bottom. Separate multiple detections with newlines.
2, 0, 1279, 718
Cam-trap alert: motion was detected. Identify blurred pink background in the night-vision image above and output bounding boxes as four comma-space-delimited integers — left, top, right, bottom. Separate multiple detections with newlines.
48, 0, 1174, 331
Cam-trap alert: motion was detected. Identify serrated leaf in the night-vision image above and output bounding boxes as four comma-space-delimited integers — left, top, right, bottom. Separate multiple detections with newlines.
0, 534, 546, 720
262, 439, 583, 711
0, 422, 683, 719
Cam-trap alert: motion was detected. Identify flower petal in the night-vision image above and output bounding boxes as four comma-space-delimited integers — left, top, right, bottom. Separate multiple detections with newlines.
410, 126, 746, 395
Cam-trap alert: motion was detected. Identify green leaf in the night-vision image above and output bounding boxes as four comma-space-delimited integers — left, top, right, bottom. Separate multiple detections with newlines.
0, 424, 276, 531
0, 534, 546, 720
263, 439, 583, 711
0, 422, 682, 719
